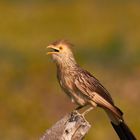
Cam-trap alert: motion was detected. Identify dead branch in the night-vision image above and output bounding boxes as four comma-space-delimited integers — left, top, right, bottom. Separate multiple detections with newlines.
40, 111, 91, 140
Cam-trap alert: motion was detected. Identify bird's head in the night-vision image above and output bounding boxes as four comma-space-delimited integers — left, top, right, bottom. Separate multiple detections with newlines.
47, 40, 76, 65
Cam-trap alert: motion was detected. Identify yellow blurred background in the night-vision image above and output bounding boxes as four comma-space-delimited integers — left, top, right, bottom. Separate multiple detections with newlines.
0, 1, 140, 140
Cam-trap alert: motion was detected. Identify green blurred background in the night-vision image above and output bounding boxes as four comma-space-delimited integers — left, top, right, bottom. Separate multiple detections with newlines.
0, 1, 140, 140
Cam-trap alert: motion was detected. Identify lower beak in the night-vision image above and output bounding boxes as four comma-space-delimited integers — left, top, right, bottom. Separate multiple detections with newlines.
47, 52, 54, 55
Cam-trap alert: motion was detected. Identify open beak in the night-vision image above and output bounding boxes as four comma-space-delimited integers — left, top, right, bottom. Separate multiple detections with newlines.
46, 45, 60, 55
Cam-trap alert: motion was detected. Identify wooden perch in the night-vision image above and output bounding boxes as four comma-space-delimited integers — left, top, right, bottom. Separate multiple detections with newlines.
40, 111, 91, 140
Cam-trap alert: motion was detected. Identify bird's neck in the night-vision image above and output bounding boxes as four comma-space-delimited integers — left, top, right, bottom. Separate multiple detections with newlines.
56, 57, 77, 72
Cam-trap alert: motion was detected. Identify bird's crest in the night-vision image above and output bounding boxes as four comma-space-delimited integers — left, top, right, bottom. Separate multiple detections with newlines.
50, 39, 74, 48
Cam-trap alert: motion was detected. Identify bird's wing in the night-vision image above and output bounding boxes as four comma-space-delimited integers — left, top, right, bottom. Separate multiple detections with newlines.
75, 69, 114, 104
74, 69, 121, 117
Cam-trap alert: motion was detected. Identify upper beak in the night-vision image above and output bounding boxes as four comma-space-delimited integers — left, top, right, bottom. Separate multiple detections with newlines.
46, 45, 59, 55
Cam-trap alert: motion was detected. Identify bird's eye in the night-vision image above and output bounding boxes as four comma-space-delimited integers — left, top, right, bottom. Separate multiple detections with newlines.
59, 46, 63, 50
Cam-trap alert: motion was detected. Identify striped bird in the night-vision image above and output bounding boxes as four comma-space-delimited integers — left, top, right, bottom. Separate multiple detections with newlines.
47, 40, 136, 140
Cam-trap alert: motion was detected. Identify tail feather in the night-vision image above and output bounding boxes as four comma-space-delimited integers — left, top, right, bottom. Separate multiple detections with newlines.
105, 108, 136, 139
111, 122, 136, 140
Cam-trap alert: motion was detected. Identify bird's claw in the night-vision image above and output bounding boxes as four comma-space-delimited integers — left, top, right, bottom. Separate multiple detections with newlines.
69, 110, 79, 122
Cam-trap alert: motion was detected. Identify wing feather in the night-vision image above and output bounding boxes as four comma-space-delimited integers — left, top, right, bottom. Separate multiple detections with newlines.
74, 69, 122, 118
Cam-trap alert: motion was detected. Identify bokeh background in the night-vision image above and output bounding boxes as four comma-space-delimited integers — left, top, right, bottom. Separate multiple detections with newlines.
0, 1, 140, 140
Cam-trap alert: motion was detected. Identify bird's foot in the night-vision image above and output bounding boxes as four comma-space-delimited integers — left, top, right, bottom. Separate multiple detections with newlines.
69, 110, 79, 122
72, 106, 93, 120
72, 106, 83, 115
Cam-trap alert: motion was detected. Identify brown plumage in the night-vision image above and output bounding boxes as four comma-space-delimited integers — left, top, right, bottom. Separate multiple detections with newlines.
47, 40, 136, 140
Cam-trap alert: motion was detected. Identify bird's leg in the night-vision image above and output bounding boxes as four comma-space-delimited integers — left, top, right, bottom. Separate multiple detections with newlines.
75, 105, 84, 111
82, 107, 94, 116
72, 106, 84, 115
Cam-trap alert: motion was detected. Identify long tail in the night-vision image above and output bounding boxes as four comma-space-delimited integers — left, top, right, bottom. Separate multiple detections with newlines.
105, 107, 136, 140
111, 121, 136, 140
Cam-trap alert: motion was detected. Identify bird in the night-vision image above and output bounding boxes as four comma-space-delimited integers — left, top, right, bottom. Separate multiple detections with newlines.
47, 39, 136, 140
